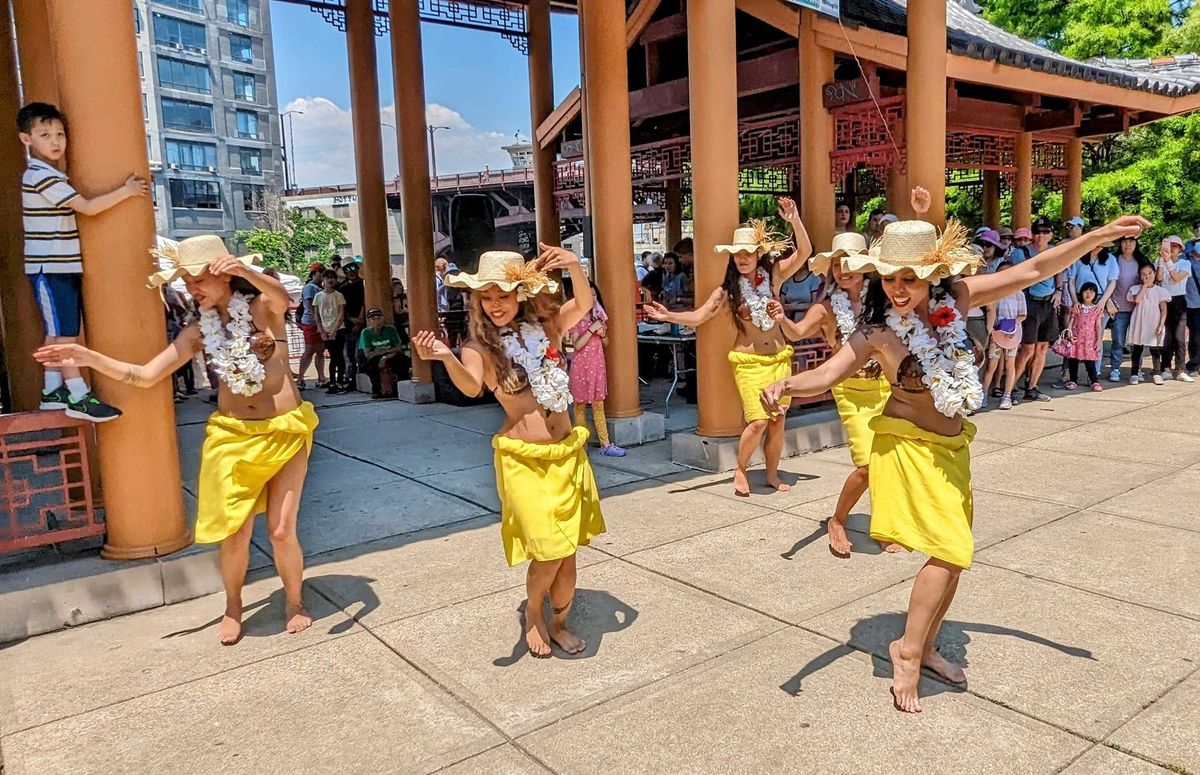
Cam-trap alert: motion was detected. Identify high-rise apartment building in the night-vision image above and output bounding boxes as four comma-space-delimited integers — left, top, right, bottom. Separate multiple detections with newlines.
133, 0, 283, 244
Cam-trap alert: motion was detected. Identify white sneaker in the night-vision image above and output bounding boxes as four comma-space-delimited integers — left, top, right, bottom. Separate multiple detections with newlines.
1153, 374, 1165, 385
1161, 370, 1174, 381
1130, 374, 1141, 385
1178, 372, 1195, 383
1108, 369, 1121, 382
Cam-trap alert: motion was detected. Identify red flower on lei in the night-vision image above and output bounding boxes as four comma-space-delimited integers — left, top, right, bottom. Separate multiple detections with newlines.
929, 307, 957, 328
545, 345, 560, 362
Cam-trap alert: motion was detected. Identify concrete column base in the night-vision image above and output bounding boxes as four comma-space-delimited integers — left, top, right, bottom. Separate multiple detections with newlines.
397, 380, 436, 404
606, 412, 665, 448
670, 408, 845, 472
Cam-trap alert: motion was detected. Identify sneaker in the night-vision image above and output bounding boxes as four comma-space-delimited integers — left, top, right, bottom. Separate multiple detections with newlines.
1130, 373, 1141, 385
1153, 374, 1165, 385
1108, 369, 1121, 383
1052, 378, 1067, 389
1161, 370, 1173, 382
39, 385, 70, 410
999, 394, 1013, 410
1023, 388, 1052, 402
65, 393, 122, 423
599, 444, 627, 457
1092, 383, 1104, 392
1178, 372, 1195, 383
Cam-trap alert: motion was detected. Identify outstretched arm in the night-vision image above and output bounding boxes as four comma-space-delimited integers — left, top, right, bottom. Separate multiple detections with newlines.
412, 330, 488, 397
68, 174, 148, 216
34, 324, 200, 388
644, 286, 725, 327
959, 216, 1150, 310
760, 330, 873, 413
773, 197, 814, 283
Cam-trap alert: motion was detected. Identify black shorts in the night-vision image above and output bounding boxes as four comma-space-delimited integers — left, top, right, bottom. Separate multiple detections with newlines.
1021, 295, 1058, 345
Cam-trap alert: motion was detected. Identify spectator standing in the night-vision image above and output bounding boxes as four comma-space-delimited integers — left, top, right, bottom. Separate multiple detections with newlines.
636, 251, 651, 282
339, 262, 366, 390
1051, 216, 1090, 389
672, 238, 695, 305
1127, 262, 1171, 384
329, 254, 345, 282
981, 259, 1027, 410
997, 226, 1014, 260
434, 257, 449, 312
1064, 282, 1105, 391
357, 308, 407, 398
1109, 236, 1147, 381
1157, 235, 1193, 382
1011, 219, 1061, 401
834, 202, 852, 235
20, 102, 146, 422
1184, 240, 1200, 378
566, 281, 625, 457
866, 208, 884, 243
659, 253, 685, 306
314, 270, 347, 392
641, 253, 664, 298
1066, 233, 1118, 377
297, 263, 327, 388
778, 260, 825, 321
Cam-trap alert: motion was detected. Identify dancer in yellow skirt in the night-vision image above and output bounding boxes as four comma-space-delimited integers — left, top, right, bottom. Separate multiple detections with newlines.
36, 235, 318, 645
761, 191, 1149, 712
647, 197, 813, 497
413, 245, 604, 659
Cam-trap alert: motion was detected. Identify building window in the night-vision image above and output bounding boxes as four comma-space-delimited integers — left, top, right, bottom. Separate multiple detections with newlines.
227, 0, 250, 27
242, 184, 265, 212
153, 14, 207, 52
158, 0, 204, 12
134, 6, 142, 35
230, 33, 254, 63
332, 203, 350, 218
161, 98, 213, 132
169, 179, 221, 210
239, 147, 262, 175
336, 243, 353, 255
139, 53, 145, 79
158, 56, 211, 94
167, 139, 218, 170
235, 110, 259, 139
232, 72, 255, 102
142, 94, 148, 119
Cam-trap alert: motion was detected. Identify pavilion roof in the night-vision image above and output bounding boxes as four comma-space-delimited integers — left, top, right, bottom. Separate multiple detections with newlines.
829, 0, 1200, 98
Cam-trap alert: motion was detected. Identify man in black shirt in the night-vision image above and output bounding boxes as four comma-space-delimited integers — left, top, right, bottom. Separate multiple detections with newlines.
338, 262, 366, 390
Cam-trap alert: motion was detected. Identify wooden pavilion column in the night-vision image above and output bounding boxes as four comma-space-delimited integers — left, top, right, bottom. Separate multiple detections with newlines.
13, 0, 59, 104
1, 0, 43, 411
527, 0, 559, 247
388, 0, 436, 384
799, 11, 836, 252
346, 0, 391, 322
46, 0, 189, 559
906, 0, 947, 226
1062, 137, 1083, 222
580, 0, 639, 419
664, 178, 683, 249
688, 0, 742, 437
1012, 132, 1033, 230
982, 170, 1001, 227
886, 167, 907, 218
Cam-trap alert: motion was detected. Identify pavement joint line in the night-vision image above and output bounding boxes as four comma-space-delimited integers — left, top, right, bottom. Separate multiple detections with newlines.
428, 742, 557, 775
1086, 506, 1200, 536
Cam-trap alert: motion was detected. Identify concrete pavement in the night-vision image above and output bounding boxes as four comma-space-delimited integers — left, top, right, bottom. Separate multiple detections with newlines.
2, 377, 1199, 774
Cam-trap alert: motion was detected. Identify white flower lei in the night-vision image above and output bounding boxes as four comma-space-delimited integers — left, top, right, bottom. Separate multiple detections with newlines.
199, 293, 265, 397
738, 268, 775, 331
500, 321, 571, 413
829, 284, 868, 345
885, 290, 983, 418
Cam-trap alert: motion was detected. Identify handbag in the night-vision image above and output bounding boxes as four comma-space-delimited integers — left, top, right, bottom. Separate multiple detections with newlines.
1051, 328, 1074, 358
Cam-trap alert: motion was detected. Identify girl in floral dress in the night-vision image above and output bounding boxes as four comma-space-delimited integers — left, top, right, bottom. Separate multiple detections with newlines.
1064, 282, 1104, 391
567, 281, 625, 456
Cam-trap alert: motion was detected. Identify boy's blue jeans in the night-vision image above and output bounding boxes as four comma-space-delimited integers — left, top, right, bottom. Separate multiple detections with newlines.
1108, 311, 1132, 375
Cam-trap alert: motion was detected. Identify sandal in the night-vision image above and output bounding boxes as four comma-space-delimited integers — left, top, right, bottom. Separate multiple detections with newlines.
1064, 381, 1078, 391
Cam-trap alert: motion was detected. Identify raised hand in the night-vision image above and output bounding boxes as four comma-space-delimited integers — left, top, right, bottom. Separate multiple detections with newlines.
1102, 215, 1152, 241
536, 244, 581, 272
910, 186, 932, 216
777, 197, 799, 222
34, 343, 96, 370
644, 300, 670, 321
208, 253, 248, 278
412, 330, 452, 361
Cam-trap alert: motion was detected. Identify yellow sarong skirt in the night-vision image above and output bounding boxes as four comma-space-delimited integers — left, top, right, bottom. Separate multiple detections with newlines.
728, 346, 794, 423
493, 426, 606, 567
831, 376, 891, 468
867, 415, 977, 569
195, 402, 319, 544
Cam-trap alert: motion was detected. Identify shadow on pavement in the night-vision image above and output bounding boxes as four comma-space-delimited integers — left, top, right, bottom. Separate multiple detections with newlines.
493, 588, 639, 667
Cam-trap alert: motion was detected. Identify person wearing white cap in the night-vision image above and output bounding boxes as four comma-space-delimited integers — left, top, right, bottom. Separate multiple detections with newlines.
1157, 235, 1194, 381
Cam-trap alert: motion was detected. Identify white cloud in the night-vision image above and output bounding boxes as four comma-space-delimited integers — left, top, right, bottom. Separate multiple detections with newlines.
283, 97, 516, 189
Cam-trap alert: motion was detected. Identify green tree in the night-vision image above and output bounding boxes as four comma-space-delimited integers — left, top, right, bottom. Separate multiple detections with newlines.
235, 207, 348, 276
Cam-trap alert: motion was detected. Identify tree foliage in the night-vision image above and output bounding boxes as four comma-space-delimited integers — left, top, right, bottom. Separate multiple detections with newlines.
235, 207, 349, 276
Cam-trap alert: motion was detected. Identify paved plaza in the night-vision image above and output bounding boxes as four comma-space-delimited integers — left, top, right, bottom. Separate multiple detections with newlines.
2, 378, 1200, 774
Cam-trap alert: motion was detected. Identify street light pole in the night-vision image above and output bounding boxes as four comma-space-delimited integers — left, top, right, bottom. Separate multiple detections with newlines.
427, 124, 449, 185
280, 109, 304, 190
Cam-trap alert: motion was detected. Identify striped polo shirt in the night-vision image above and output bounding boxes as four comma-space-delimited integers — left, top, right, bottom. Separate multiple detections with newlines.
23, 157, 81, 275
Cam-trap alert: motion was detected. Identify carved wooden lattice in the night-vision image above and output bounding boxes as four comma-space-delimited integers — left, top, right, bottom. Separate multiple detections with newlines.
830, 96, 905, 182
945, 130, 1015, 170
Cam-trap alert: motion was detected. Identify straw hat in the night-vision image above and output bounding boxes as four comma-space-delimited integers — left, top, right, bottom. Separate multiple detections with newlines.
809, 231, 869, 276
443, 250, 557, 300
148, 235, 259, 288
841, 220, 983, 282
714, 220, 793, 256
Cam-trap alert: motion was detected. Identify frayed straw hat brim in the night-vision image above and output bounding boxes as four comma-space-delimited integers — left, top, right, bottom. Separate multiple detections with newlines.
840, 252, 980, 281
147, 254, 257, 288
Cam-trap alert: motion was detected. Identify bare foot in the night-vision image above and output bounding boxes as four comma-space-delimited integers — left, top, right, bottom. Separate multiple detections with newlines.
285, 603, 313, 634
765, 474, 791, 493
878, 540, 902, 553
732, 469, 751, 497
526, 615, 552, 658
549, 623, 587, 655
922, 648, 966, 684
889, 639, 923, 713
826, 519, 852, 558
218, 607, 243, 646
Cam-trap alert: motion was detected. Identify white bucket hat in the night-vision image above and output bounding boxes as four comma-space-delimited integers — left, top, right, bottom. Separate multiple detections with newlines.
809, 231, 869, 276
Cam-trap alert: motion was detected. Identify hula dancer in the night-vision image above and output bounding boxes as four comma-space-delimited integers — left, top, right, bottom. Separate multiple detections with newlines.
412, 245, 604, 659
761, 212, 1148, 712
35, 236, 318, 646
646, 198, 813, 497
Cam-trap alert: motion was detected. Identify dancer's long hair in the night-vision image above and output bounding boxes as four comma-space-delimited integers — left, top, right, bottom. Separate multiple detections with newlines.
860, 275, 955, 326
722, 254, 774, 332
467, 289, 561, 393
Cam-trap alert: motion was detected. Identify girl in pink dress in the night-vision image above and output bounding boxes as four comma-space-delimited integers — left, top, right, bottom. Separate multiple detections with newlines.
1065, 282, 1104, 391
1126, 263, 1172, 385
567, 282, 625, 456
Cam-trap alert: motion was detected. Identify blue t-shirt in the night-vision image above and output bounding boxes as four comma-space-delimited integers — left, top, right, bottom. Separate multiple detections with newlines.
1010, 245, 1056, 297
300, 280, 320, 325
779, 272, 825, 318
1067, 255, 1119, 307
1184, 256, 1200, 308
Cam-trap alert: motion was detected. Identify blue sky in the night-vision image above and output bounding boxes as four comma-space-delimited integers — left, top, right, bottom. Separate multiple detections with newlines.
269, 2, 580, 187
